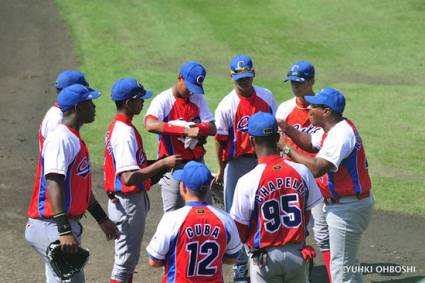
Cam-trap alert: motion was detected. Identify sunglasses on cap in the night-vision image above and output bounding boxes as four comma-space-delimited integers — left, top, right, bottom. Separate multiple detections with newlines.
231, 66, 255, 75
309, 104, 328, 109
287, 70, 310, 79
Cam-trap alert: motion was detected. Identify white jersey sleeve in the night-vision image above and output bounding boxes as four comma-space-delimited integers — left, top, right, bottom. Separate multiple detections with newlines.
285, 160, 323, 209
145, 88, 174, 121
230, 164, 265, 225
207, 206, 243, 256
190, 93, 214, 122
214, 92, 235, 136
311, 129, 325, 150
110, 121, 140, 174
146, 207, 190, 260
254, 86, 277, 114
40, 106, 63, 140
42, 125, 80, 177
275, 98, 296, 121
316, 120, 356, 172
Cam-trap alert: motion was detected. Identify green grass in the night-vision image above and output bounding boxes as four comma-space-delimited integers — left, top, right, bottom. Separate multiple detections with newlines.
54, 0, 425, 215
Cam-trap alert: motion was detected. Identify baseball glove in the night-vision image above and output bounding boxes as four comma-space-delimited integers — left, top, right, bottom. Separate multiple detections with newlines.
46, 240, 90, 281
210, 180, 224, 207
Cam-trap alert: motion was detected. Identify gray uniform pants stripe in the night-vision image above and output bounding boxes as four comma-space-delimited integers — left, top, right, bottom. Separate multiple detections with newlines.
108, 191, 150, 282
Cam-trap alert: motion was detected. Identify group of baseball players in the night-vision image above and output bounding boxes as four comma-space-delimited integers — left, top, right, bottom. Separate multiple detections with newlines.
24, 54, 374, 283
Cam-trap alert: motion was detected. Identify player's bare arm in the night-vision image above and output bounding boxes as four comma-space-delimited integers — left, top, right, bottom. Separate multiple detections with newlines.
45, 173, 79, 254
277, 119, 318, 153
213, 139, 227, 184
286, 148, 333, 177
223, 256, 238, 265
148, 258, 164, 267
120, 155, 183, 186
87, 194, 120, 241
234, 221, 249, 243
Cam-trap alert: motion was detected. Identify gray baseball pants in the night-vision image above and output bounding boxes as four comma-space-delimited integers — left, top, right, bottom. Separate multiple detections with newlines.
224, 156, 258, 274
326, 193, 374, 283
108, 191, 150, 282
25, 217, 85, 283
249, 243, 307, 283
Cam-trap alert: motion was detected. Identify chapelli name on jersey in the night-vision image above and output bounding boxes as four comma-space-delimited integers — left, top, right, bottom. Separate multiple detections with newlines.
255, 177, 307, 204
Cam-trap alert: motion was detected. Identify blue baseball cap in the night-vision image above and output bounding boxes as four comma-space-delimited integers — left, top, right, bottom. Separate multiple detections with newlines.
230, 54, 255, 80
55, 70, 89, 91
248, 112, 278, 137
57, 84, 101, 112
179, 61, 206, 95
285, 60, 315, 82
173, 161, 213, 192
111, 78, 153, 101
305, 87, 346, 113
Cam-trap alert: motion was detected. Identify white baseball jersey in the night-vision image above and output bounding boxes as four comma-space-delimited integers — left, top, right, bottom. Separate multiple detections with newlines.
215, 85, 277, 160
147, 202, 242, 282
144, 88, 214, 160
38, 105, 63, 149
230, 154, 322, 249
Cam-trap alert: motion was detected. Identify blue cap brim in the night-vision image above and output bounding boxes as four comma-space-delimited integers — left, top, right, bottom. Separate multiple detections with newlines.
305, 95, 326, 105
185, 81, 204, 95
284, 76, 305, 83
172, 169, 184, 181
231, 71, 255, 81
87, 90, 101, 100
140, 90, 153, 100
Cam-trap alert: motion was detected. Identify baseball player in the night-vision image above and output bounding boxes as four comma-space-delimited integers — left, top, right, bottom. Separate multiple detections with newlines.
38, 70, 90, 149
25, 84, 120, 283
144, 61, 216, 212
230, 112, 323, 283
213, 54, 277, 281
276, 60, 332, 281
146, 161, 242, 283
104, 78, 182, 283
281, 88, 374, 282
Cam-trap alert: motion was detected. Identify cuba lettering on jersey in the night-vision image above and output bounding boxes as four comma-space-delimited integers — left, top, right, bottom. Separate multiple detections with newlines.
28, 125, 92, 219
275, 97, 322, 157
38, 105, 63, 151
215, 86, 277, 161
144, 88, 214, 161
314, 119, 372, 199
230, 155, 322, 250
104, 114, 150, 194
147, 202, 242, 283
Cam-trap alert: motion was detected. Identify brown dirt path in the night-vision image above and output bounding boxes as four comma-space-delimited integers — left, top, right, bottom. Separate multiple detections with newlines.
0, 1, 424, 282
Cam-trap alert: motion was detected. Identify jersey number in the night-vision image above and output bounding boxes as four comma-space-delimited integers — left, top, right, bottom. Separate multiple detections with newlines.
186, 240, 220, 277
261, 193, 302, 232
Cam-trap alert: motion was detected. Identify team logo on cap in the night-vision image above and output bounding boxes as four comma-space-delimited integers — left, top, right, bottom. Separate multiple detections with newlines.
236, 61, 246, 69
237, 115, 249, 132
77, 157, 91, 177
291, 64, 300, 72
196, 75, 205, 85
263, 128, 273, 135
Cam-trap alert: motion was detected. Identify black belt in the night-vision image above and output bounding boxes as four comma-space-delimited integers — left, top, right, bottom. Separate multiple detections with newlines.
324, 191, 370, 205
240, 153, 256, 159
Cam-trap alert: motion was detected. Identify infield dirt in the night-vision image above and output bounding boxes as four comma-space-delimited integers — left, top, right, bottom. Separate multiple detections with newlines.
0, 1, 423, 282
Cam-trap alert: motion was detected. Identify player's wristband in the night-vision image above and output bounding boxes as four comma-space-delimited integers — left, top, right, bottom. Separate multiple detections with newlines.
195, 122, 210, 136
88, 201, 108, 224
53, 212, 72, 236
163, 123, 185, 136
